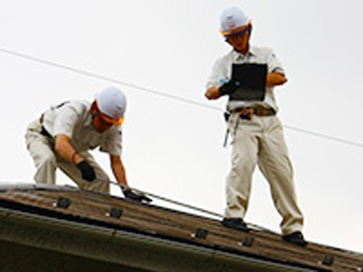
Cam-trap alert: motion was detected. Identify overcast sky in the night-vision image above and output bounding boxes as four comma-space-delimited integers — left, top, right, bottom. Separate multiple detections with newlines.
1, 0, 362, 253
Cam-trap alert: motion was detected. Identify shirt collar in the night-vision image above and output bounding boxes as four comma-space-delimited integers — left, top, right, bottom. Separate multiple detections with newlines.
232, 46, 257, 61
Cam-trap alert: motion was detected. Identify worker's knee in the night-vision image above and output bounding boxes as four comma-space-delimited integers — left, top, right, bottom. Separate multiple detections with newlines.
231, 154, 256, 174
34, 152, 57, 184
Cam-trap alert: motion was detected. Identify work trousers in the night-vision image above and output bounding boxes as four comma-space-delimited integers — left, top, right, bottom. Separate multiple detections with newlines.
25, 119, 109, 193
225, 113, 304, 235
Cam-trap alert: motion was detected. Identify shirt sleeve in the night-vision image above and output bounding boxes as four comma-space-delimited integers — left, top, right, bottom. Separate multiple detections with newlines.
205, 57, 227, 90
100, 127, 122, 156
52, 104, 80, 139
265, 48, 286, 75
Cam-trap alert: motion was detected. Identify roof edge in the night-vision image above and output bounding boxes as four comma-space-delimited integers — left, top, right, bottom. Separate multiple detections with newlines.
0, 207, 314, 272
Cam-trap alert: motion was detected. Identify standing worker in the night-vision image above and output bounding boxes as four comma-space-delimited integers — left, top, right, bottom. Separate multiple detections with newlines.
205, 6, 306, 246
25, 86, 150, 203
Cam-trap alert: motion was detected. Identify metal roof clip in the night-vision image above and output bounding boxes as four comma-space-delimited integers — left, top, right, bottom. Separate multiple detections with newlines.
53, 197, 71, 209
106, 207, 123, 219
238, 236, 255, 247
191, 228, 208, 239
320, 255, 334, 266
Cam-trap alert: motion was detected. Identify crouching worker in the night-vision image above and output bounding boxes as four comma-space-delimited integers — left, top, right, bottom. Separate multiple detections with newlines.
25, 86, 151, 203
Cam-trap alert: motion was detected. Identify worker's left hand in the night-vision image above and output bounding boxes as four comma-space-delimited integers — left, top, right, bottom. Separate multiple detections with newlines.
122, 187, 152, 204
76, 160, 96, 182
219, 79, 240, 96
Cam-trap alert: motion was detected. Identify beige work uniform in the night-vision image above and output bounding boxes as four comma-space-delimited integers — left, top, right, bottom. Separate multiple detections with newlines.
25, 100, 122, 194
206, 47, 304, 235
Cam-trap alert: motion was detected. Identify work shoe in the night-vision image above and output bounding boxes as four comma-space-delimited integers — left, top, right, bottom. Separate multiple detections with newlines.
282, 231, 308, 247
221, 218, 250, 232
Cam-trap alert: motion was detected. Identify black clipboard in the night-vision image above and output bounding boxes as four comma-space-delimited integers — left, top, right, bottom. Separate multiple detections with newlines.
228, 63, 268, 101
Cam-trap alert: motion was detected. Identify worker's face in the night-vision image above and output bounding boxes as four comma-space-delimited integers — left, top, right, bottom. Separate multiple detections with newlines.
226, 31, 250, 53
93, 115, 113, 133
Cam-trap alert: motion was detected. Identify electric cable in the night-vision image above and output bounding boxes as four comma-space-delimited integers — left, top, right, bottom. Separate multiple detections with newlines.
0, 48, 219, 112
98, 177, 276, 233
284, 125, 363, 148
1, 47, 363, 149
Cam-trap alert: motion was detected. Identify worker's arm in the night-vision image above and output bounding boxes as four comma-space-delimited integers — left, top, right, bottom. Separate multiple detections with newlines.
54, 134, 83, 164
110, 154, 152, 203
110, 154, 128, 186
55, 134, 95, 181
266, 72, 287, 87
205, 72, 285, 100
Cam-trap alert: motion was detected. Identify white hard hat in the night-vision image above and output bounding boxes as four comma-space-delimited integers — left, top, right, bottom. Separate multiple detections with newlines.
94, 87, 127, 125
220, 6, 251, 36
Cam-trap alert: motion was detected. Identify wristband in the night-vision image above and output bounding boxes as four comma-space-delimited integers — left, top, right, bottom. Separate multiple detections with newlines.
72, 152, 78, 164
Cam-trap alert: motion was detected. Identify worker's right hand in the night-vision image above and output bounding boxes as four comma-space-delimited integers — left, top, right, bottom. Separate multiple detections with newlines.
76, 160, 96, 182
218, 79, 240, 96
122, 186, 153, 204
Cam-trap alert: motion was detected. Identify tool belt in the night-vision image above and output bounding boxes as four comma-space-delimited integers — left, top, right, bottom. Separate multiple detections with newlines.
39, 114, 44, 124
233, 106, 276, 120
40, 126, 53, 138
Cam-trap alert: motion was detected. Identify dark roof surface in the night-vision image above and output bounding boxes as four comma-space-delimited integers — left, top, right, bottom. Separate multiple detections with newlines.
0, 183, 362, 272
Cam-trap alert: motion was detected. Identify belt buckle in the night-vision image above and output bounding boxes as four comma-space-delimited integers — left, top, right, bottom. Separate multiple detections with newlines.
240, 107, 253, 120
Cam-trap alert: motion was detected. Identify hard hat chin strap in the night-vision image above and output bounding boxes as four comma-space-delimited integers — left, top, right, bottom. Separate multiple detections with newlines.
90, 101, 108, 124
90, 101, 98, 119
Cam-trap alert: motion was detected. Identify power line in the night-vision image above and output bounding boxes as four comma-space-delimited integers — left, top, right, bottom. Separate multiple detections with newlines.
1, 47, 363, 149
284, 125, 363, 148
0, 48, 218, 111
